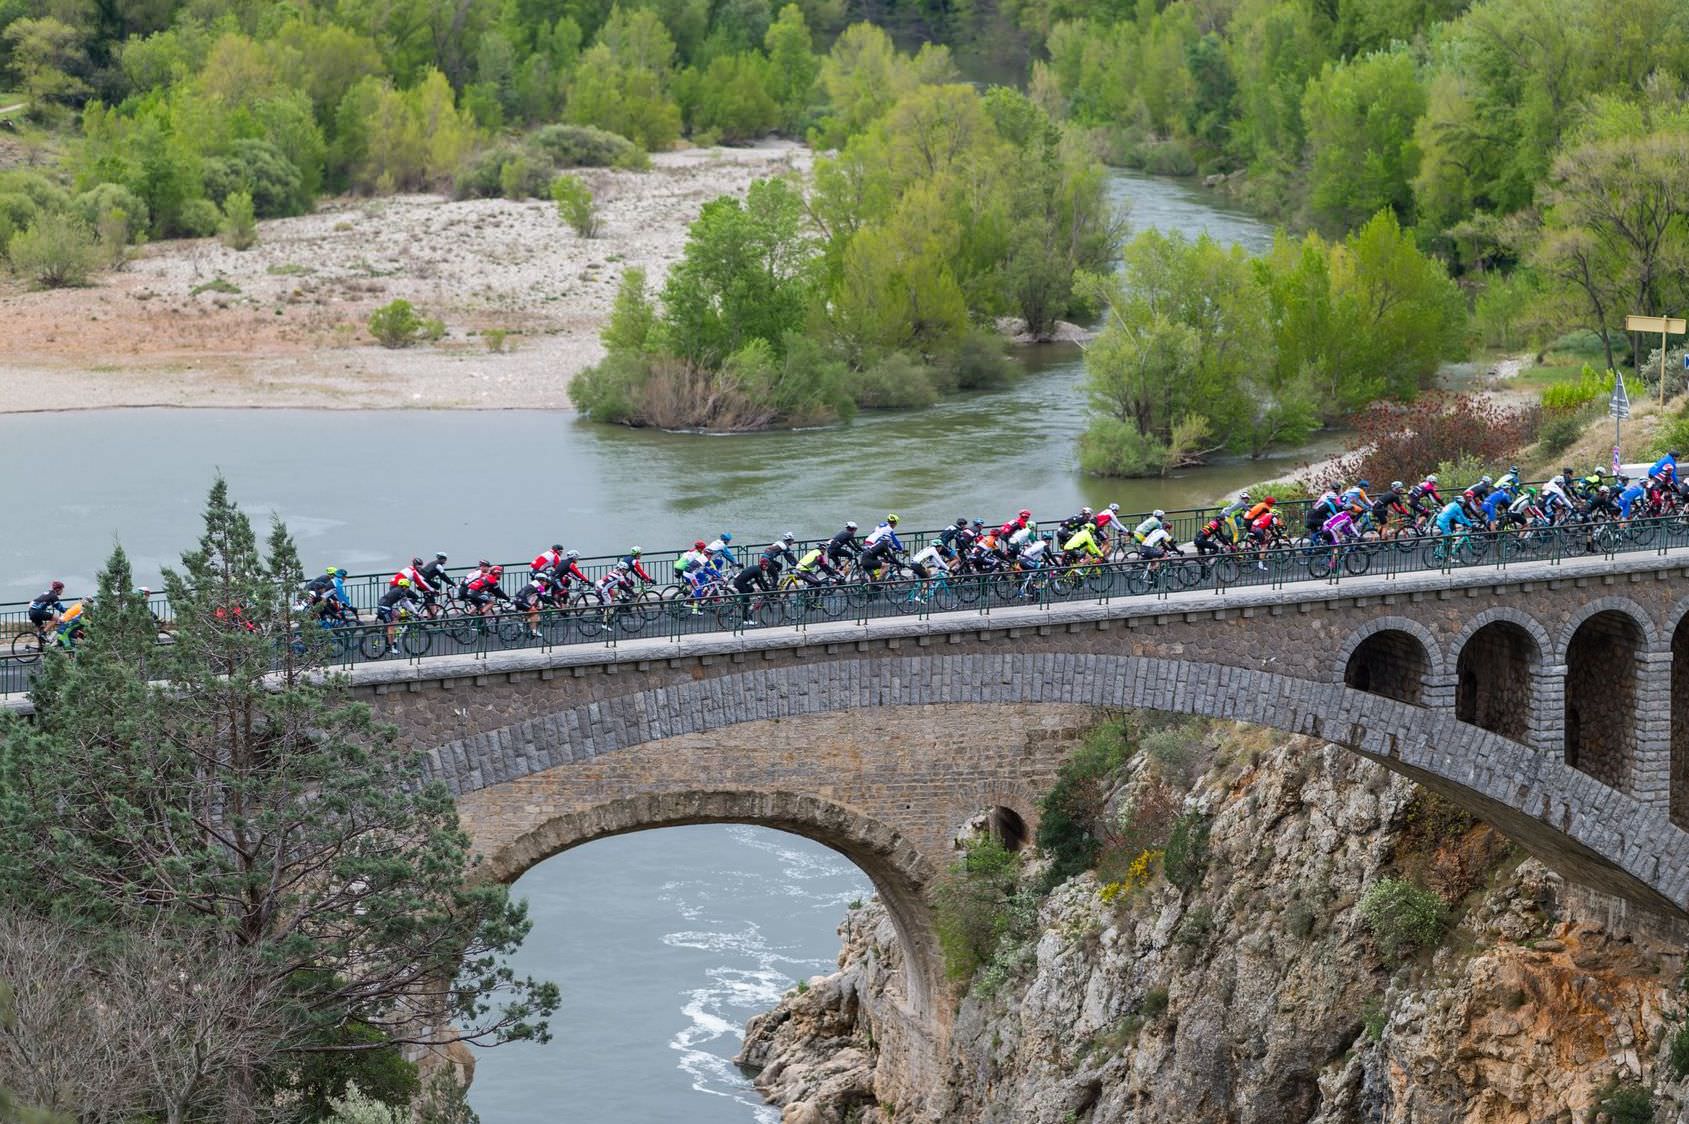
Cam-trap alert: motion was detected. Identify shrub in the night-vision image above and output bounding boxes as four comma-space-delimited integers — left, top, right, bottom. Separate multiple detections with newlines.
1163, 811, 1212, 893
551, 174, 597, 237
498, 152, 551, 200
1284, 899, 1317, 938
0, 170, 68, 214
1470, 269, 1541, 351
848, 351, 938, 409
1359, 877, 1448, 961
1330, 393, 1541, 491
218, 191, 258, 250
1037, 717, 1133, 889
453, 145, 522, 199
1143, 726, 1198, 786
1137, 139, 1197, 176
1539, 364, 1613, 414
178, 197, 222, 238
368, 299, 443, 348
73, 183, 149, 243
528, 123, 641, 168
1175, 905, 1213, 945
325, 1083, 406, 1124
1666, 1017, 1689, 1080
1141, 987, 1170, 1018
940, 328, 1015, 390
1536, 413, 1584, 457
933, 835, 1021, 982
7, 211, 100, 287
1591, 1079, 1654, 1124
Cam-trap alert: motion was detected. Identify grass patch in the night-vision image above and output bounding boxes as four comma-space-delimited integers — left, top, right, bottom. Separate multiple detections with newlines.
190, 277, 240, 296
267, 262, 315, 276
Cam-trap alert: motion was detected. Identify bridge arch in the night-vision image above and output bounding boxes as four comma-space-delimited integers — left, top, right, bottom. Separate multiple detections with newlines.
427, 653, 1689, 922
1563, 608, 1649, 790
1672, 606, 1689, 829
1336, 617, 1440, 705
1554, 596, 1659, 662
484, 789, 946, 1018
1451, 609, 1549, 743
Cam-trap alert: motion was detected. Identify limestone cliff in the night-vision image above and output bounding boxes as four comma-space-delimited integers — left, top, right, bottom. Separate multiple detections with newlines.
739, 725, 1689, 1123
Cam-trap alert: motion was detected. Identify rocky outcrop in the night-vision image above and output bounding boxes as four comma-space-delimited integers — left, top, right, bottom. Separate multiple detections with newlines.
740, 727, 1689, 1123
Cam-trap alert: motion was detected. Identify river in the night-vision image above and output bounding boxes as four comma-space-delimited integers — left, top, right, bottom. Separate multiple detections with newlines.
0, 171, 1278, 1121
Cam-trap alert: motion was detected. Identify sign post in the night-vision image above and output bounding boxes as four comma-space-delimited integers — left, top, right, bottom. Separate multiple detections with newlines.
1624, 314, 1687, 403
1610, 368, 1631, 472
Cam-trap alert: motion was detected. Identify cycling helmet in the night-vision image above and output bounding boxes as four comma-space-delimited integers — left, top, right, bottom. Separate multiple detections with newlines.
1509, 465, 1519, 474
1018, 508, 1031, 520
334, 568, 347, 578
955, 516, 968, 527
411, 556, 424, 568
1462, 489, 1476, 499
1108, 503, 1120, 513
1356, 480, 1369, 489
1563, 467, 1574, 476
1673, 450, 1682, 458
1426, 473, 1438, 484
971, 518, 983, 527
1080, 506, 1093, 516
1152, 508, 1165, 518
551, 543, 564, 552
721, 532, 733, 543
396, 577, 412, 588
781, 531, 796, 543
138, 586, 151, 597
435, 552, 448, 561
1264, 496, 1277, 506
325, 566, 338, 576
489, 565, 503, 577
887, 514, 900, 525
694, 540, 707, 551
845, 521, 858, 531
1525, 486, 1538, 496
1479, 475, 1492, 485
535, 572, 552, 585
1599, 485, 1612, 496
478, 559, 492, 568
563, 549, 578, 560
1390, 481, 1403, 492
1239, 491, 1251, 501
50, 580, 63, 592
630, 546, 642, 556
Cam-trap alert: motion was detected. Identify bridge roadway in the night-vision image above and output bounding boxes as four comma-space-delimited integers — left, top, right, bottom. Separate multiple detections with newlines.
12, 543, 1689, 1113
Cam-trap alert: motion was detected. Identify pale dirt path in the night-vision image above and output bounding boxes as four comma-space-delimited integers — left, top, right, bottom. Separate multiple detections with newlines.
0, 140, 809, 413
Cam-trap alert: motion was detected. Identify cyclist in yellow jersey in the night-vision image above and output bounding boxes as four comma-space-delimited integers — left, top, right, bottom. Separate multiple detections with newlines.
1062, 523, 1104, 560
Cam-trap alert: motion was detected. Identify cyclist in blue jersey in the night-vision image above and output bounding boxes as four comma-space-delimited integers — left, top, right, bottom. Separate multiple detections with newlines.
1617, 477, 1648, 519
1435, 500, 1473, 536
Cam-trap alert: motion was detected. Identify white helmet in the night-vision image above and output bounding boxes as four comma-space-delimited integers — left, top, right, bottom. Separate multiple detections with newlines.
781, 531, 796, 543
1427, 473, 1439, 484
1152, 509, 1165, 519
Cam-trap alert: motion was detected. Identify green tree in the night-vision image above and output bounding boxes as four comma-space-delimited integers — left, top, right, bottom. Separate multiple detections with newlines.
3, 18, 89, 113
659, 176, 819, 365
684, 51, 778, 142
0, 483, 557, 1114
217, 189, 257, 249
1301, 48, 1426, 230
762, 3, 818, 132
550, 172, 597, 236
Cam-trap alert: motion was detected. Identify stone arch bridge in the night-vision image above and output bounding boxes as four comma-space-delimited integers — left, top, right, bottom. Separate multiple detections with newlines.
334, 548, 1689, 1102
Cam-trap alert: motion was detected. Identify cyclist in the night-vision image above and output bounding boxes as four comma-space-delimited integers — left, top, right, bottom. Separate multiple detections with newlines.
1434, 497, 1474, 538
860, 515, 904, 577
1587, 485, 1621, 522
1617, 475, 1648, 520
1219, 492, 1252, 542
548, 548, 591, 598
1063, 521, 1107, 563
375, 578, 421, 654
1006, 519, 1039, 556
1406, 474, 1441, 521
1651, 450, 1679, 490
1243, 495, 1276, 525
1092, 503, 1123, 549
1137, 523, 1175, 561
27, 582, 65, 638
908, 540, 954, 585
728, 556, 776, 621
1058, 507, 1094, 538
1495, 465, 1522, 493
827, 522, 861, 569
1192, 515, 1229, 556
1368, 484, 1409, 534
791, 543, 842, 587
1340, 481, 1372, 518
1132, 510, 1167, 548
1468, 474, 1494, 502
676, 540, 713, 587
1505, 487, 1540, 529
997, 509, 1032, 541
418, 553, 452, 614
393, 556, 436, 598
1306, 490, 1341, 541
54, 601, 85, 650
531, 544, 566, 577
1247, 506, 1282, 569
464, 565, 513, 616
1542, 472, 1575, 522
1575, 469, 1606, 503
304, 567, 354, 622
514, 572, 555, 638
619, 546, 654, 585
1321, 505, 1358, 544
708, 532, 738, 569
1481, 484, 1514, 529
761, 532, 799, 576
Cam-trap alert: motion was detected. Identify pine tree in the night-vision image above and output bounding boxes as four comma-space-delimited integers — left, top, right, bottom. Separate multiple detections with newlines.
0, 479, 556, 1120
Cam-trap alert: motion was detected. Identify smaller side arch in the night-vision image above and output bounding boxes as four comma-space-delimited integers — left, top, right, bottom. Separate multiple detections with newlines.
1333, 616, 1445, 682
1659, 593, 1689, 649
1555, 596, 1660, 664
1444, 607, 1552, 680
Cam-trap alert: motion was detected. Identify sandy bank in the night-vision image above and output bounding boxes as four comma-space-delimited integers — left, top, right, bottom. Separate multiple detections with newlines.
0, 141, 809, 413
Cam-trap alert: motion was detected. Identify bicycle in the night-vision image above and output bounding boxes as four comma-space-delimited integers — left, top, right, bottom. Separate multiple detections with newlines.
361, 607, 432, 659
777, 571, 851, 619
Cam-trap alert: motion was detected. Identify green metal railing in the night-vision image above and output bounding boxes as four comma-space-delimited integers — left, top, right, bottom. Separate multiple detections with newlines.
4, 508, 1682, 696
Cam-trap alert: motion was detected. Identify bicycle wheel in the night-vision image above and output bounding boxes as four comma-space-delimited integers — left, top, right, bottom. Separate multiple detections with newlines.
9, 631, 40, 663
358, 630, 390, 660
713, 599, 748, 630
1341, 547, 1371, 576
1122, 562, 1152, 596
1208, 556, 1241, 586
953, 572, 984, 604
754, 597, 786, 629
930, 581, 960, 612
445, 614, 479, 646
1307, 550, 1337, 579
1166, 558, 1205, 590
1420, 540, 1448, 569
400, 625, 431, 658
893, 583, 926, 614
571, 604, 606, 638
1629, 520, 1658, 548
611, 603, 647, 636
